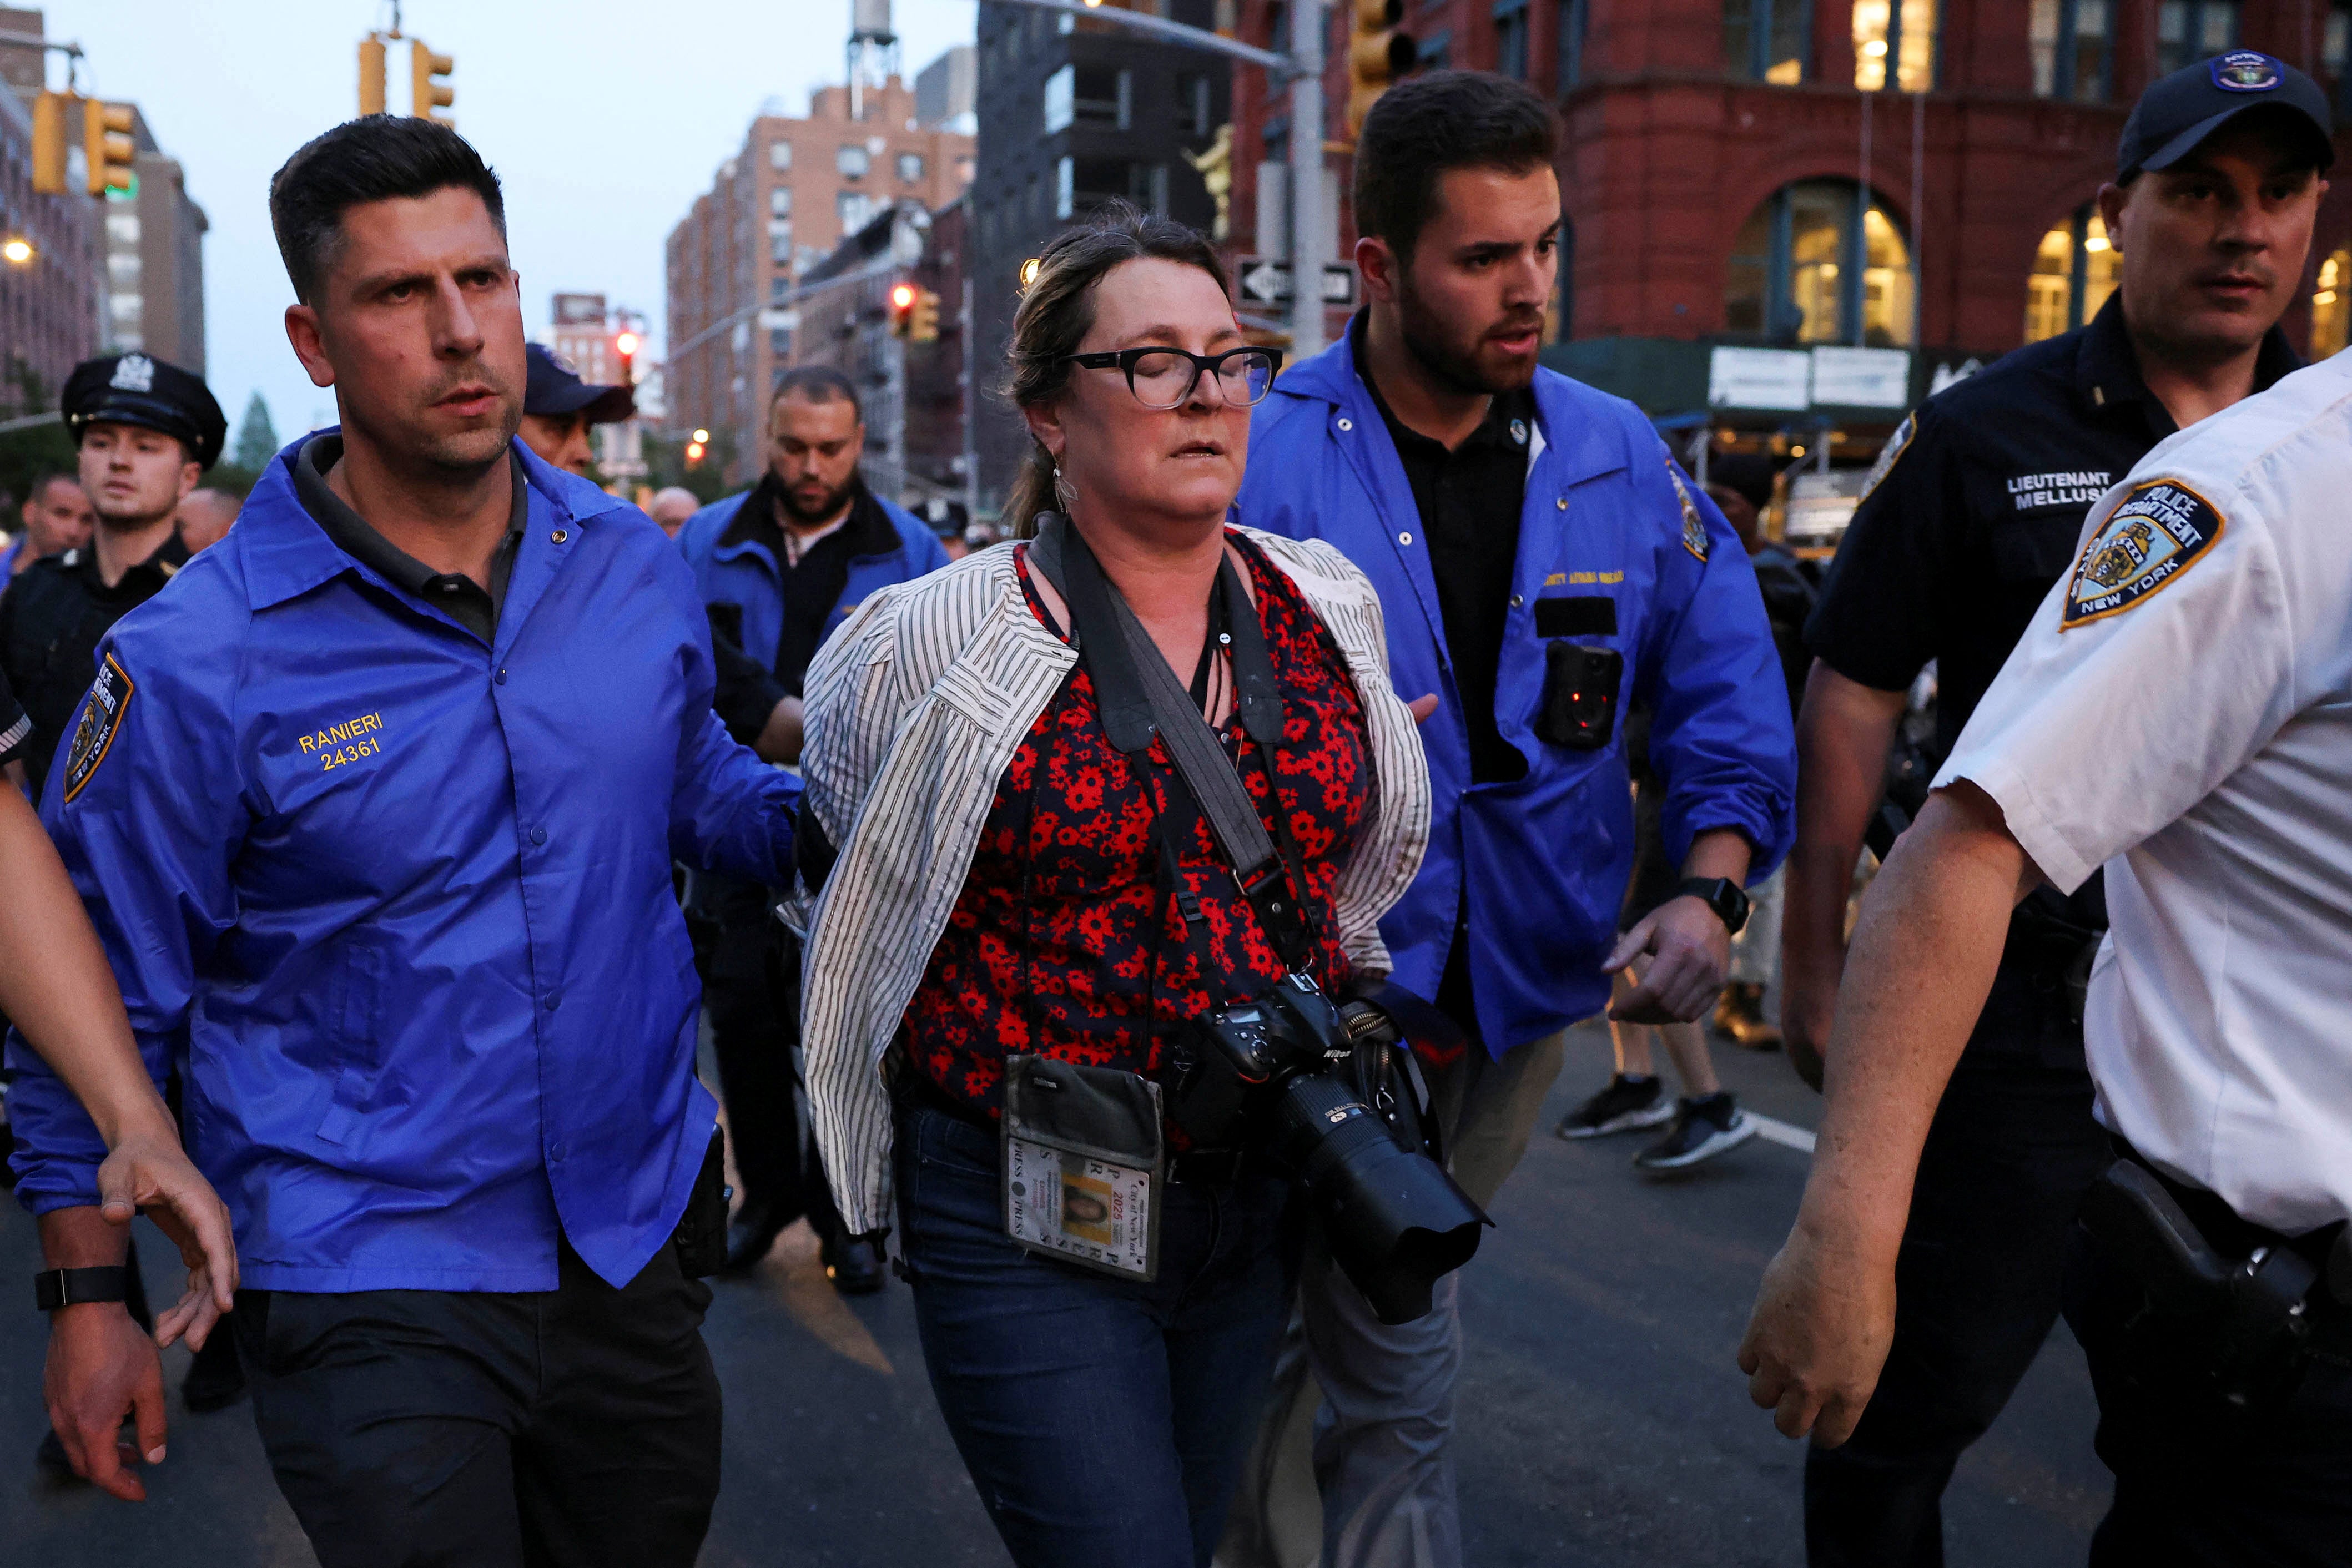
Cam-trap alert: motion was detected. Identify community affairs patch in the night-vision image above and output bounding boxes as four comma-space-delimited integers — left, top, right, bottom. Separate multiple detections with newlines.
1857, 413, 1915, 503
61, 651, 134, 803
2062, 478, 2224, 630
1668, 462, 1709, 562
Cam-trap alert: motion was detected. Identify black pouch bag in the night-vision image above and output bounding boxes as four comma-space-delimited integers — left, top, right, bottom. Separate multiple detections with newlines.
673, 1126, 732, 1278
1001, 1053, 1165, 1283
1536, 643, 1623, 751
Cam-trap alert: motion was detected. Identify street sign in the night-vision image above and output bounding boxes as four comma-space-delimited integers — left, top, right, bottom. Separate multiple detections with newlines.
1237, 259, 1357, 306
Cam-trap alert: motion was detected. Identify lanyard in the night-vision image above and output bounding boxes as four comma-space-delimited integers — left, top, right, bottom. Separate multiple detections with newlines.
1028, 512, 1317, 972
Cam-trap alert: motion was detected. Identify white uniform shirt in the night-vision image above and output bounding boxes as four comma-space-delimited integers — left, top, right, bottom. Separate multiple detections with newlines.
1936, 351, 2352, 1237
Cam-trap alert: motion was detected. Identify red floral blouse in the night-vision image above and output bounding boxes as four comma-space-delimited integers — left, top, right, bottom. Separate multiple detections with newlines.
901, 532, 1373, 1114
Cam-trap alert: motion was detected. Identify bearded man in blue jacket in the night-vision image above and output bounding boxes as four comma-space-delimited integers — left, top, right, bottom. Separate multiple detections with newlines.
674, 366, 950, 1286
1226, 72, 1797, 1568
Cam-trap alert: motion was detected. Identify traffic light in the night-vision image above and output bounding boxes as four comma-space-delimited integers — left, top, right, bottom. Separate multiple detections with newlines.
910, 288, 941, 343
360, 35, 387, 115
83, 100, 135, 198
1347, 0, 1416, 136
887, 281, 918, 339
29, 91, 69, 195
686, 427, 709, 467
615, 327, 641, 385
411, 40, 454, 125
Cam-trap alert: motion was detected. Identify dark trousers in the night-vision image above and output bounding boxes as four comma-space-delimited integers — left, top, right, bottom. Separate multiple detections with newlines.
697, 874, 834, 1234
2066, 1217, 2352, 1566
895, 1100, 1298, 1568
1805, 1058, 2111, 1567
233, 1238, 721, 1568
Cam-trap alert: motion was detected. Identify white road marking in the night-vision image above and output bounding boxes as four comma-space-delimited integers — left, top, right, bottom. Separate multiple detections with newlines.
1749, 1113, 1817, 1155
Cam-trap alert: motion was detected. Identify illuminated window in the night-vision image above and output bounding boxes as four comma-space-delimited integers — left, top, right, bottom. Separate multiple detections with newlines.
2313, 247, 2351, 358
2031, 0, 2112, 100
2156, 0, 2238, 76
1725, 179, 1915, 346
1853, 0, 1936, 91
1726, 0, 1810, 84
2024, 205, 2121, 343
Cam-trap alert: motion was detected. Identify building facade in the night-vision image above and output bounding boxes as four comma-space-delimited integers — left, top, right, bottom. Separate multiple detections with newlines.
1220, 0, 2352, 440
664, 67, 975, 487
918, 43, 978, 133
968, 0, 1232, 511
0, 7, 100, 413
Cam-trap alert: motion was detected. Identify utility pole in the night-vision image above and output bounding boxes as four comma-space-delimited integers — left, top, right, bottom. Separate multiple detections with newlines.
1287, 0, 1326, 360
960, 273, 979, 521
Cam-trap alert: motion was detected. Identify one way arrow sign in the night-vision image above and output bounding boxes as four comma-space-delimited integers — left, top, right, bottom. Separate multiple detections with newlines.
1237, 259, 1359, 307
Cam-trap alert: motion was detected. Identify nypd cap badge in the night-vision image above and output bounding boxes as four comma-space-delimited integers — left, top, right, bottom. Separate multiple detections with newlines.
2211, 51, 2283, 92
2062, 478, 2224, 629
62, 651, 135, 803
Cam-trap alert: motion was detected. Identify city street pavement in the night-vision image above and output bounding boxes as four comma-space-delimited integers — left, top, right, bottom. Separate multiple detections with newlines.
1, 1021, 2106, 1565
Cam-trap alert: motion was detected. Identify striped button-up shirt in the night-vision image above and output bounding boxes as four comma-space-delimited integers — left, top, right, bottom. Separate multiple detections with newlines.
794, 528, 1433, 1235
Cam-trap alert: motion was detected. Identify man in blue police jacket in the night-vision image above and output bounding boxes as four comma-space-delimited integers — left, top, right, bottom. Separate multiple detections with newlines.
7, 117, 795, 1565
676, 365, 948, 1284
1228, 72, 1796, 1568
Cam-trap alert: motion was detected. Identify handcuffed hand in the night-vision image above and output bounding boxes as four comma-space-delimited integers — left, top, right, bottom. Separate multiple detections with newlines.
1604, 895, 1731, 1024
1736, 1219, 1897, 1448
95, 1128, 238, 1350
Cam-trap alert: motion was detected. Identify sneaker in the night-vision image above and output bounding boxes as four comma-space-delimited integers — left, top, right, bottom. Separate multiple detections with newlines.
1556, 1074, 1675, 1140
1633, 1093, 1760, 1171
1713, 983, 1784, 1052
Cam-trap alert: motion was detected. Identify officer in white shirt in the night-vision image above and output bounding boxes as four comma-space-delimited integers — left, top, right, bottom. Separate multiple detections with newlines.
1737, 349, 2352, 1564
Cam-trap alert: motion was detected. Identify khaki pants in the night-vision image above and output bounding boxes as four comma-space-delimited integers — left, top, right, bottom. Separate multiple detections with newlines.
1217, 1031, 1569, 1568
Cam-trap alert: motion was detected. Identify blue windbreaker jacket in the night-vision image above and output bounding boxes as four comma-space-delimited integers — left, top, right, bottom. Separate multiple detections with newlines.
5, 438, 799, 1293
675, 483, 951, 678
1235, 325, 1796, 1054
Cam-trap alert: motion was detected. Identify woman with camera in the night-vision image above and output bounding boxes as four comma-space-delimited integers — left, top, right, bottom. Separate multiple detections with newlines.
791, 204, 1432, 1567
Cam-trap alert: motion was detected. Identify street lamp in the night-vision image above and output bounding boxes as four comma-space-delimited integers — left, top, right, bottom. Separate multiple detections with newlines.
2, 238, 33, 265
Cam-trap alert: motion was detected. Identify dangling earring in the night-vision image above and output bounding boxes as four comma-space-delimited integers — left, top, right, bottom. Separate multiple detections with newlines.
1052, 462, 1076, 516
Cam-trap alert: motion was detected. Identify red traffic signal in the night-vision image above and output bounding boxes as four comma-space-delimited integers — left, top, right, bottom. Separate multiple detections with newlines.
888, 281, 919, 337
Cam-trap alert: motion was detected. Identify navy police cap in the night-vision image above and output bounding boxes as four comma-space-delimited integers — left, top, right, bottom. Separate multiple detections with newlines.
524, 344, 635, 423
2118, 52, 2335, 180
61, 352, 228, 471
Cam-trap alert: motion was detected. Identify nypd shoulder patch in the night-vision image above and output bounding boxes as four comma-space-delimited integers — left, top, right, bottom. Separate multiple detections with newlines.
1858, 413, 1916, 503
1668, 463, 1709, 562
2062, 478, 2224, 630
61, 652, 135, 803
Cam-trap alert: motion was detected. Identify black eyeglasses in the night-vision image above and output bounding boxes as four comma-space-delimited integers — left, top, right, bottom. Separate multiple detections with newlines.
1062, 345, 1286, 409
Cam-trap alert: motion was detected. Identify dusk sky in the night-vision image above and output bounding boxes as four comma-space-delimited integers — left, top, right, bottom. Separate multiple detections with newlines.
29, 0, 978, 447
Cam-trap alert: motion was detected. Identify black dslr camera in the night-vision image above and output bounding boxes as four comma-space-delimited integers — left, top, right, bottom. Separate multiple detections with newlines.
1172, 974, 1488, 1324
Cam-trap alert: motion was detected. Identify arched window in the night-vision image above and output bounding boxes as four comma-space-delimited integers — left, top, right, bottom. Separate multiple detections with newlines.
1724, 180, 1915, 346
2024, 204, 2119, 344
2314, 247, 2351, 359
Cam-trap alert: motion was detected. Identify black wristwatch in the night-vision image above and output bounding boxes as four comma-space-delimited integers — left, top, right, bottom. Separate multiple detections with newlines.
33, 1266, 129, 1313
1674, 876, 1750, 936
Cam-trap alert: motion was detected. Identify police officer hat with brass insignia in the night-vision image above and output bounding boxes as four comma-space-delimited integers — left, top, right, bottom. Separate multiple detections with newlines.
61, 352, 229, 471
2118, 51, 2336, 181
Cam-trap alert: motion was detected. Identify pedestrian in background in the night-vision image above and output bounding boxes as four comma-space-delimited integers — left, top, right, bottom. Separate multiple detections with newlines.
516, 342, 633, 477
174, 487, 240, 553
1228, 69, 1795, 1568
792, 204, 1429, 1568
1780, 54, 2325, 1568
676, 363, 949, 1287
2, 471, 94, 588
8, 115, 799, 1565
646, 485, 699, 539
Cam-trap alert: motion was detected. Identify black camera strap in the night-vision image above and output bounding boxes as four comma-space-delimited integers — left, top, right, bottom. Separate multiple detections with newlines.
1029, 512, 1314, 970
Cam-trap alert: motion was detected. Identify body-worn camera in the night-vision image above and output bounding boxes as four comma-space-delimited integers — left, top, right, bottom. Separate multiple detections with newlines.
1170, 974, 1488, 1324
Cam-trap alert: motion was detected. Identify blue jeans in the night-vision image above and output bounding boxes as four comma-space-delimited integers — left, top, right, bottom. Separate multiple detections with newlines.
895, 1100, 1298, 1568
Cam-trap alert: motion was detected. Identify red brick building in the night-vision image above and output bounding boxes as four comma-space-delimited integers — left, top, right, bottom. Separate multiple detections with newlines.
1223, 0, 2352, 426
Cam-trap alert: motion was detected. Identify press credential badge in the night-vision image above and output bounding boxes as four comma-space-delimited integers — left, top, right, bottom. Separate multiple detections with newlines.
1005, 1135, 1155, 1280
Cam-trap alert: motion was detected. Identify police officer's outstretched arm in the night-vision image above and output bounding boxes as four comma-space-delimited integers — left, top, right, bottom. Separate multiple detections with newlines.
1609, 456, 1797, 1022
9, 608, 248, 1501
1739, 460, 2305, 1446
